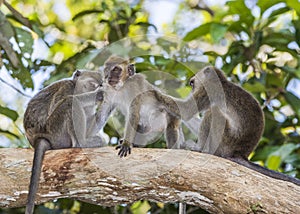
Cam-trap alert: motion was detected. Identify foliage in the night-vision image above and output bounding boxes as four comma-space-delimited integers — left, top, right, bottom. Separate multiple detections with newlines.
0, 0, 300, 213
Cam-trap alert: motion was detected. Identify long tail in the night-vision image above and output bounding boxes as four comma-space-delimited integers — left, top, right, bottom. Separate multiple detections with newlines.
230, 158, 300, 186
25, 139, 51, 214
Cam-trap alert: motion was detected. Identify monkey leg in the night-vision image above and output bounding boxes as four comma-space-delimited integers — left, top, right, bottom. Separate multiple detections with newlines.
45, 96, 85, 148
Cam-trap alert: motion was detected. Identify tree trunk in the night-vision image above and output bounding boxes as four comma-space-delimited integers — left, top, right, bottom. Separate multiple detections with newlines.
0, 147, 299, 213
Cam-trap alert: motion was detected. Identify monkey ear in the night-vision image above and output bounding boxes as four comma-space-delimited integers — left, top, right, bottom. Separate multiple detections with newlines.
203, 67, 212, 74
127, 64, 136, 76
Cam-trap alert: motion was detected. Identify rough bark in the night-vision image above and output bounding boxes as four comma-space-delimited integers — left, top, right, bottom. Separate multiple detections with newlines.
0, 147, 299, 213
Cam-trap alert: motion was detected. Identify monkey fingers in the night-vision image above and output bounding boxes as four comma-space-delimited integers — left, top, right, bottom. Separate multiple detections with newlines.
96, 90, 104, 101
116, 139, 131, 157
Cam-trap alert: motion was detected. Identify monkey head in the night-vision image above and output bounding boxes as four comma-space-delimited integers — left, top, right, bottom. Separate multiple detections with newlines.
73, 69, 104, 94
189, 66, 227, 92
104, 56, 136, 90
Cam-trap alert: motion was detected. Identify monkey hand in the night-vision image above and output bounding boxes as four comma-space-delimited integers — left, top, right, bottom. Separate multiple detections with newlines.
116, 139, 131, 157
96, 90, 104, 101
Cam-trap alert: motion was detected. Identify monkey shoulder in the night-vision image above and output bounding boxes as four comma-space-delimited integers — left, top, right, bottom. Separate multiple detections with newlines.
224, 81, 263, 125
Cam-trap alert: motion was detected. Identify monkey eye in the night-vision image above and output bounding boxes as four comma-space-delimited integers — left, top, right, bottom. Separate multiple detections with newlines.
189, 79, 195, 89
112, 66, 122, 73
74, 70, 81, 77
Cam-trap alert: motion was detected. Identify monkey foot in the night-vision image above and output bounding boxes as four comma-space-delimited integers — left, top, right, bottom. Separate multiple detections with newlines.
116, 139, 131, 157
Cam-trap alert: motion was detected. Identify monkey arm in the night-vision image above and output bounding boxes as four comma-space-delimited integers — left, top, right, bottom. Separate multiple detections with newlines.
73, 88, 104, 105
116, 95, 142, 157
152, 90, 199, 121
95, 100, 114, 131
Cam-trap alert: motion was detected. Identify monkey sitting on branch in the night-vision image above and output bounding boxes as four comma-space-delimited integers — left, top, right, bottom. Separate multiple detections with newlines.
23, 70, 107, 214
127, 65, 300, 214
102, 56, 186, 157
127, 66, 300, 186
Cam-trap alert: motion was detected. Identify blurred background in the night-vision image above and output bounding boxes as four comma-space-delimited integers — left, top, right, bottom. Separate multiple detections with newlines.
0, 0, 300, 213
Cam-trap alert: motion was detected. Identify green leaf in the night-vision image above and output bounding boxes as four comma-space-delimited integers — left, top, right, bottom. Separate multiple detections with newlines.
210, 23, 228, 43
226, 0, 254, 27
131, 201, 151, 214
262, 32, 294, 47
266, 155, 281, 170
72, 9, 104, 21
267, 143, 298, 170
243, 82, 266, 93
286, 0, 300, 15
266, 73, 284, 88
268, 7, 290, 19
7, 59, 34, 88
0, 128, 20, 139
183, 22, 211, 41
284, 92, 300, 117
135, 22, 157, 32
184, 22, 227, 43
15, 27, 34, 55
257, 0, 284, 15
251, 145, 279, 161
0, 105, 19, 121
228, 20, 250, 35
293, 19, 300, 46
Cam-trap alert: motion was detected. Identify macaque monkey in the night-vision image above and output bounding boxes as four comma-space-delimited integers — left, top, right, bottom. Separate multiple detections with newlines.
102, 56, 184, 157
23, 70, 107, 214
151, 66, 300, 186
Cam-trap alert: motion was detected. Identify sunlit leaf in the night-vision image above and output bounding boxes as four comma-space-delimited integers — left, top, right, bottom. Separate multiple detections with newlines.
266, 155, 281, 170
267, 143, 298, 169
0, 128, 19, 139
252, 145, 280, 161
286, 0, 300, 15
0, 105, 19, 121
184, 22, 211, 41
257, 0, 284, 15
131, 201, 151, 214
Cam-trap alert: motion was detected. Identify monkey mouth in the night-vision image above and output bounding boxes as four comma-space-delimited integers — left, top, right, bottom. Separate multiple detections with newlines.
108, 78, 119, 86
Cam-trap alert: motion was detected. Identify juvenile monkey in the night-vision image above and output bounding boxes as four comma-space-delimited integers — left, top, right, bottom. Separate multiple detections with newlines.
23, 70, 106, 214
151, 66, 300, 186
102, 56, 184, 157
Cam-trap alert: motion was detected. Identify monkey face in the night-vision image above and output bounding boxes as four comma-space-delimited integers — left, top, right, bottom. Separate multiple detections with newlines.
103, 56, 136, 90
106, 63, 136, 90
107, 65, 123, 87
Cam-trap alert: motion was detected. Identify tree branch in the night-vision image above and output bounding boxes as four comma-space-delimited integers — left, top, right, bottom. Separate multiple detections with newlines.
0, 147, 299, 213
